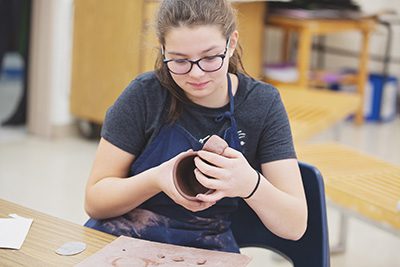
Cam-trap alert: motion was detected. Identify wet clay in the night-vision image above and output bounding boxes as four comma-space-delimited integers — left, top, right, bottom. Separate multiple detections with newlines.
76, 236, 251, 267
202, 135, 228, 155
172, 256, 184, 262
173, 135, 229, 200
196, 259, 207, 265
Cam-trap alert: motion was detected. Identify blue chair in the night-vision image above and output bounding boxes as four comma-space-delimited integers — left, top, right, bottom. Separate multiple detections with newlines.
231, 162, 330, 267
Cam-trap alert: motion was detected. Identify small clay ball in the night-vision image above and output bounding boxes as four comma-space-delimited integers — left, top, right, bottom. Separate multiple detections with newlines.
196, 258, 207, 265
202, 135, 228, 155
172, 256, 184, 262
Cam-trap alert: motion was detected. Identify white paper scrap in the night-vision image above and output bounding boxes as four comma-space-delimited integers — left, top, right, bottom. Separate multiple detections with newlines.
0, 214, 33, 249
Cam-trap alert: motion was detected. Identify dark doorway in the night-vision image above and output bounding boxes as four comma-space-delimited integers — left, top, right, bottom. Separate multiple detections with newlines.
0, 0, 31, 126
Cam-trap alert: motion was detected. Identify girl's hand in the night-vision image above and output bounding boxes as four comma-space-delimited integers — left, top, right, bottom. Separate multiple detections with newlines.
193, 147, 258, 202
154, 149, 216, 212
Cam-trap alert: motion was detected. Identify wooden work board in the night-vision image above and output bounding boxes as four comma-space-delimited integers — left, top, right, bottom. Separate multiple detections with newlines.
76, 236, 251, 266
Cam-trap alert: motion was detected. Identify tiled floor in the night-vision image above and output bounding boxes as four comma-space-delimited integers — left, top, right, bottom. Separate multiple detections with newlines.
1, 74, 399, 266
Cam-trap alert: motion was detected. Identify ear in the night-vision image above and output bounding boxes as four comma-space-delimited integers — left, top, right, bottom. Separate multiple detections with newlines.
228, 30, 239, 57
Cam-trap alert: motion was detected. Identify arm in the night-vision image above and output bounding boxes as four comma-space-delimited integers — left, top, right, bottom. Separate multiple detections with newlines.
85, 138, 215, 219
194, 149, 307, 240
246, 158, 307, 240
85, 138, 158, 219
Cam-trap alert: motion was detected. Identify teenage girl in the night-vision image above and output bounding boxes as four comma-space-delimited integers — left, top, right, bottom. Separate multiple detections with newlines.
84, 0, 307, 253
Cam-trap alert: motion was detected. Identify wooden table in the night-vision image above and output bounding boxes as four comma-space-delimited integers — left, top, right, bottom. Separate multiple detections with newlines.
0, 199, 116, 266
279, 87, 361, 144
0, 200, 251, 266
266, 15, 376, 124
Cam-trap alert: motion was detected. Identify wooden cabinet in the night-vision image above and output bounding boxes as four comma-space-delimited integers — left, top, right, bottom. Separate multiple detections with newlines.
70, 0, 145, 124
70, 0, 266, 123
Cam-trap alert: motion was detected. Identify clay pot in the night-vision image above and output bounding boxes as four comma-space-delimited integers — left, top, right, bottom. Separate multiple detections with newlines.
172, 135, 228, 201
172, 150, 212, 201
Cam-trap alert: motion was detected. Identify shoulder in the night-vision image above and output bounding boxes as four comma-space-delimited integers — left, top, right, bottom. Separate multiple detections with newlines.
116, 71, 168, 110
124, 72, 166, 98
236, 72, 281, 111
101, 72, 169, 155
134, 71, 163, 90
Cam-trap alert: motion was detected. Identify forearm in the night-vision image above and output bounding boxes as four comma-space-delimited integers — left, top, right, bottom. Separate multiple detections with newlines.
85, 167, 161, 219
245, 174, 308, 240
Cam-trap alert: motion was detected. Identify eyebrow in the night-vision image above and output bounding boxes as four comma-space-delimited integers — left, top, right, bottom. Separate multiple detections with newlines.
165, 45, 220, 57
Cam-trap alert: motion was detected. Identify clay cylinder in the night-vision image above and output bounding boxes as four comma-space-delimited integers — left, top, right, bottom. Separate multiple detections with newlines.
173, 135, 228, 201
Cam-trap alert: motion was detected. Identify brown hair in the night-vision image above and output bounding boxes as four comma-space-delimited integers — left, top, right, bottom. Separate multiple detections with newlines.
154, 0, 246, 121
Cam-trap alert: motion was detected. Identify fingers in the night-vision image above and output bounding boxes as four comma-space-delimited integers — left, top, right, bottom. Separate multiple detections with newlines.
196, 150, 228, 168
194, 168, 221, 190
178, 196, 216, 212
220, 147, 241, 158
195, 191, 224, 203
169, 184, 216, 212
196, 147, 241, 169
194, 154, 227, 179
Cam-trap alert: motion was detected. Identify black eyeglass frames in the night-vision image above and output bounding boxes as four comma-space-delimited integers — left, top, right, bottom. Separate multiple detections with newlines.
162, 39, 230, 75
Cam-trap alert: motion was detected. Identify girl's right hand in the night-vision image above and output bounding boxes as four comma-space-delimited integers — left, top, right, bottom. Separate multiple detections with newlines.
153, 149, 216, 212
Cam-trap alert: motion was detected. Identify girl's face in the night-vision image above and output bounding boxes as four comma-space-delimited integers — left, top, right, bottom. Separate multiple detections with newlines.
163, 25, 238, 107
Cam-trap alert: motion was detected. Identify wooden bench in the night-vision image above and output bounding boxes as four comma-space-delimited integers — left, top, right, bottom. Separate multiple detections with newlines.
278, 87, 398, 252
297, 142, 400, 252
280, 88, 360, 144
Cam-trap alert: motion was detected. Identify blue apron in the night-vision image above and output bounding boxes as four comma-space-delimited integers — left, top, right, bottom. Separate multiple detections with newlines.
85, 74, 242, 253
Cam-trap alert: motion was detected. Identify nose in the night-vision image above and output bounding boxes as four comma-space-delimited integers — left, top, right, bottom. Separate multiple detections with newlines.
188, 62, 205, 78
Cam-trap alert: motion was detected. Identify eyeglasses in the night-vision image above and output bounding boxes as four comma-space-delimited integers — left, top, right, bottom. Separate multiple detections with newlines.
162, 39, 230, 75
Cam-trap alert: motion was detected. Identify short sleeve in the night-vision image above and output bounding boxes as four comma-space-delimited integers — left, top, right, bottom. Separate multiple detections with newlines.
101, 80, 147, 156
257, 90, 297, 163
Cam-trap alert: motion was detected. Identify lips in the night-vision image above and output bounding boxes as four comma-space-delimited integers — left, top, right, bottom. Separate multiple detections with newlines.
188, 81, 209, 89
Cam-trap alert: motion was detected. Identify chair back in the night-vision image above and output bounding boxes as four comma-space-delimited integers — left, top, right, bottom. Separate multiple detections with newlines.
231, 162, 330, 267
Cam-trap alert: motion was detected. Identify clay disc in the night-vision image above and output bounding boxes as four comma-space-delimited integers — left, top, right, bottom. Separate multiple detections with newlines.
55, 241, 86, 256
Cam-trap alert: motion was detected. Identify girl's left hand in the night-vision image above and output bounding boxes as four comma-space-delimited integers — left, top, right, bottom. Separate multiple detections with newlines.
193, 147, 258, 202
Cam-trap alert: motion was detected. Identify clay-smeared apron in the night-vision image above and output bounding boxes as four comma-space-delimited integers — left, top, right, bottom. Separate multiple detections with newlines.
85, 75, 243, 252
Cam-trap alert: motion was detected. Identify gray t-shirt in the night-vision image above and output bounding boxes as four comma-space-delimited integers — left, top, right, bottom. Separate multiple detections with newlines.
102, 71, 296, 169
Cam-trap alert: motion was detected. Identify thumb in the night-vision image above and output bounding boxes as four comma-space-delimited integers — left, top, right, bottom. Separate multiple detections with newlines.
221, 146, 241, 158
